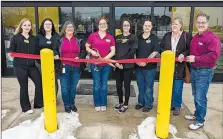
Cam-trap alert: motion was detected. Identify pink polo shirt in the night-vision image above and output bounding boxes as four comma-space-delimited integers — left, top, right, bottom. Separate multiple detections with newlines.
61, 35, 80, 67
87, 31, 115, 66
190, 30, 221, 68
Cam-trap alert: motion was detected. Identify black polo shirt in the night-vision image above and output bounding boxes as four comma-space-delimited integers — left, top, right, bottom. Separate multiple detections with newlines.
115, 34, 138, 69
136, 33, 160, 69
36, 33, 59, 63
9, 33, 37, 67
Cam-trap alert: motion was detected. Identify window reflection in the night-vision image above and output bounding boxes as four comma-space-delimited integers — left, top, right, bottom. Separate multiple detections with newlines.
75, 7, 109, 39
115, 7, 151, 36
153, 7, 191, 42
2, 7, 36, 67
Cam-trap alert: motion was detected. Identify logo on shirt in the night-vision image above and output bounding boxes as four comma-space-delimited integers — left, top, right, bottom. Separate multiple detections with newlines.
105, 39, 111, 43
146, 39, 151, 43
122, 39, 128, 43
47, 41, 51, 44
24, 40, 29, 43
198, 42, 203, 46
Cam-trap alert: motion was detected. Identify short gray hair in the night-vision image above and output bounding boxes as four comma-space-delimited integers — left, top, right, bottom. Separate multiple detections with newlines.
196, 13, 210, 21
60, 20, 76, 36
172, 17, 184, 31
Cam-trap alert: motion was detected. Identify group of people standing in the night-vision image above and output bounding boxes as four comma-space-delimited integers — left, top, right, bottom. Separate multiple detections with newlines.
9, 12, 221, 130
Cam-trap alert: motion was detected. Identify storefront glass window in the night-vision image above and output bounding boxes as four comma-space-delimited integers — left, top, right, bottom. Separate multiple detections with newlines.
2, 7, 36, 67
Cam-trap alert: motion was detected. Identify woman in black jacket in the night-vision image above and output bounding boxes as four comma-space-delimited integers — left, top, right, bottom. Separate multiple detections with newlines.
114, 18, 138, 113
9, 18, 43, 114
160, 17, 192, 116
36, 18, 60, 100
135, 19, 160, 112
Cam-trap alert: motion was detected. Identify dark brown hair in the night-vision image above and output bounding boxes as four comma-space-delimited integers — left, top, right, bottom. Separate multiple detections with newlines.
120, 18, 132, 33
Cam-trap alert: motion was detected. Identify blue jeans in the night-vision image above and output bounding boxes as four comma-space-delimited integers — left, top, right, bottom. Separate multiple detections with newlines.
60, 65, 80, 110
90, 64, 111, 107
191, 68, 214, 123
136, 68, 156, 108
171, 79, 184, 109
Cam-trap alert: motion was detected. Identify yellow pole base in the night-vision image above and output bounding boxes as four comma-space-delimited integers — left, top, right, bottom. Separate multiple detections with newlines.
40, 48, 57, 133
156, 50, 175, 138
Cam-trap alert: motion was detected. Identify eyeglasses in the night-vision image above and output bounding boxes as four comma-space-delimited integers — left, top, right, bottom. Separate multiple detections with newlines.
66, 26, 74, 29
99, 23, 107, 26
44, 23, 52, 26
196, 21, 207, 25
123, 24, 130, 27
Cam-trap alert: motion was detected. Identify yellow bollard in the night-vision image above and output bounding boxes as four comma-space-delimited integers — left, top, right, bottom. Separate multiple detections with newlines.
156, 50, 175, 138
40, 48, 57, 133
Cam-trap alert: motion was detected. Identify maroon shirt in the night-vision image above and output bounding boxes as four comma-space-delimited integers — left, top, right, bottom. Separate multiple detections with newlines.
87, 31, 115, 66
61, 35, 80, 67
190, 30, 222, 68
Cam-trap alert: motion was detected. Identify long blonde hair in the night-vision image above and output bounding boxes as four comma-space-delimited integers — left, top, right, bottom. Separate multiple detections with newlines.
14, 18, 33, 35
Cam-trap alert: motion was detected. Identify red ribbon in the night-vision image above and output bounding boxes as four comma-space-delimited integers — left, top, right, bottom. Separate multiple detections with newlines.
10, 52, 186, 63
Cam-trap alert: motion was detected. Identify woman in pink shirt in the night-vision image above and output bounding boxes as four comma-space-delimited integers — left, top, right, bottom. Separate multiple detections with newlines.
85, 17, 116, 112
53, 20, 86, 113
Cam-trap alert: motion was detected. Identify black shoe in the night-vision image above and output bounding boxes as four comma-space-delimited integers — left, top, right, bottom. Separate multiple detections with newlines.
65, 107, 71, 113
171, 107, 175, 111
173, 108, 180, 116
118, 105, 128, 114
71, 105, 77, 112
114, 103, 123, 111
135, 104, 144, 110
142, 106, 152, 112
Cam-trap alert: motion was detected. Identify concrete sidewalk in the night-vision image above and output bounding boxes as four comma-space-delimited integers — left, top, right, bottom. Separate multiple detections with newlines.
1, 78, 222, 139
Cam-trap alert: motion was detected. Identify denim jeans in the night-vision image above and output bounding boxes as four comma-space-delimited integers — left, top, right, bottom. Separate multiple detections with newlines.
60, 64, 80, 110
191, 68, 214, 123
171, 79, 184, 109
136, 68, 156, 108
90, 64, 111, 107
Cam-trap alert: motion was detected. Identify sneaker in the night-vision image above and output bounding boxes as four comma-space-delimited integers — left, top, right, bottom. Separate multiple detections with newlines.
173, 108, 180, 116
95, 106, 100, 112
118, 105, 128, 114
25, 109, 34, 114
142, 106, 152, 112
185, 114, 196, 121
101, 106, 106, 112
189, 122, 204, 130
114, 103, 123, 111
135, 104, 144, 110
71, 105, 77, 112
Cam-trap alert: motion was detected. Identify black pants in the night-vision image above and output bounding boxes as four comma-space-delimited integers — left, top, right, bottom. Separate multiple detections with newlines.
15, 66, 43, 112
115, 68, 134, 106
36, 62, 59, 95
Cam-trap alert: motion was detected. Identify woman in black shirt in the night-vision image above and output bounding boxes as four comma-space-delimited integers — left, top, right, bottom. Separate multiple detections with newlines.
135, 19, 160, 112
36, 18, 60, 100
114, 18, 138, 113
9, 18, 43, 113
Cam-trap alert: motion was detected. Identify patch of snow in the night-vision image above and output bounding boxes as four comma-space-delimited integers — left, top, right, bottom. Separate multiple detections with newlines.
129, 117, 187, 139
2, 109, 11, 119
2, 112, 82, 139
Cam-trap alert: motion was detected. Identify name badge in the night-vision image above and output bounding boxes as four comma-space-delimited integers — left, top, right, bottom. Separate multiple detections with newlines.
105, 39, 111, 43
146, 39, 151, 43
198, 42, 203, 46
24, 40, 29, 43
122, 39, 128, 43
47, 41, 51, 44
